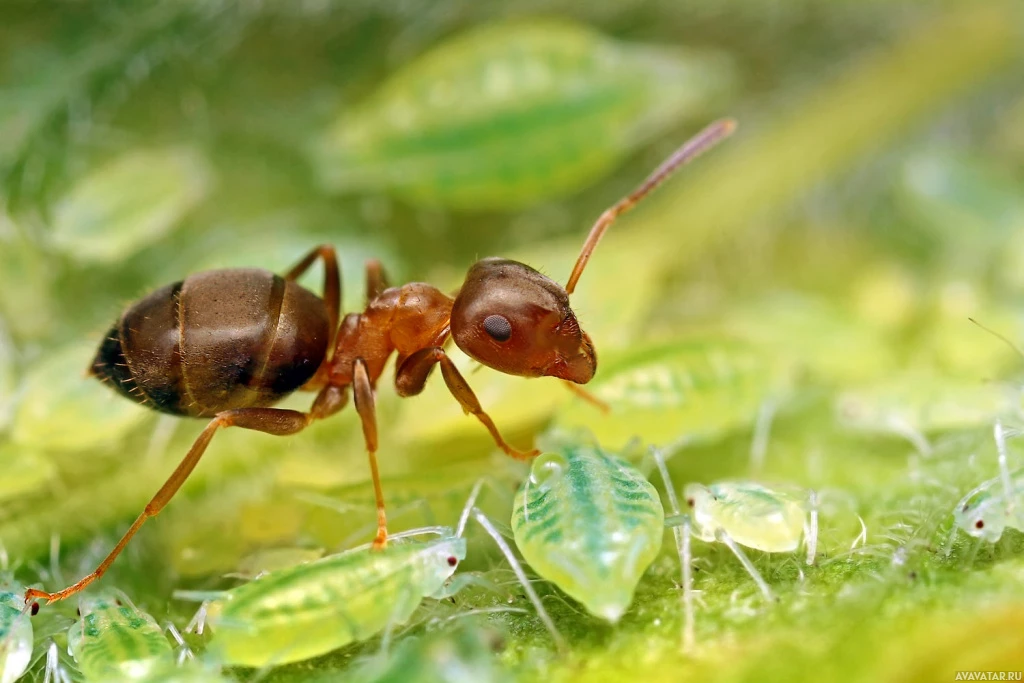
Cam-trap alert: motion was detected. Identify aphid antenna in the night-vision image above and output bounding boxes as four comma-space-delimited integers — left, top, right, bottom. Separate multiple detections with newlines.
805, 490, 819, 567
993, 420, 1017, 516
564, 119, 737, 295
43, 640, 72, 683
749, 398, 778, 476
164, 621, 195, 664
649, 447, 695, 653
470, 508, 567, 654
851, 515, 868, 550
451, 481, 565, 650
968, 317, 1024, 367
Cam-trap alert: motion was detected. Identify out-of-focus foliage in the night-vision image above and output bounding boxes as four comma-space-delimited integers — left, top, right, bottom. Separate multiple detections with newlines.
317, 21, 732, 209
2, 2, 1024, 682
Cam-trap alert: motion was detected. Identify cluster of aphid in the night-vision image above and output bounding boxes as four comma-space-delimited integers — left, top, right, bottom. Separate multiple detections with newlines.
3, 116, 1023, 681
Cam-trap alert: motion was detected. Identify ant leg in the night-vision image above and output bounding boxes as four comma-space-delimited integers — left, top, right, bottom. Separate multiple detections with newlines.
394, 348, 539, 460
284, 245, 342, 347
562, 381, 610, 413
365, 258, 390, 303
353, 359, 389, 549
24, 398, 347, 606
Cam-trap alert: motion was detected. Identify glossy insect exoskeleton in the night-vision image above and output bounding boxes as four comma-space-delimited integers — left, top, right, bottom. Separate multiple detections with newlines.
511, 439, 663, 623
652, 450, 818, 651
26, 119, 735, 606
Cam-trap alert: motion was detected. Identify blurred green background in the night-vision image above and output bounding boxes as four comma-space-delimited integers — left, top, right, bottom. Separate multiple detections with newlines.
2, 1, 1024, 681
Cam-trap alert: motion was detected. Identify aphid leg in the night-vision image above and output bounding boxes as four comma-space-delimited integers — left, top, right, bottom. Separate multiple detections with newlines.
681, 515, 695, 653
184, 602, 210, 636
650, 448, 694, 651
394, 347, 539, 460
165, 622, 194, 664
749, 399, 777, 475
43, 641, 71, 683
26, 406, 320, 605
365, 258, 390, 302
471, 508, 567, 653
714, 528, 776, 602
565, 118, 737, 294
805, 490, 819, 566
561, 381, 611, 413
353, 358, 390, 548
993, 420, 1016, 515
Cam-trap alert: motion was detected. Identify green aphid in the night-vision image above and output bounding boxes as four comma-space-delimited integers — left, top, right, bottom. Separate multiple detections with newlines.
0, 585, 32, 683
553, 338, 796, 452
204, 534, 466, 668
511, 442, 663, 622
49, 146, 213, 264
953, 421, 1024, 544
67, 594, 173, 681
345, 623, 512, 683
664, 480, 818, 603
318, 20, 731, 209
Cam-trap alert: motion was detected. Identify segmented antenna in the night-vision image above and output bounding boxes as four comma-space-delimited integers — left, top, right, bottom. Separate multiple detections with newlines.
565, 118, 737, 295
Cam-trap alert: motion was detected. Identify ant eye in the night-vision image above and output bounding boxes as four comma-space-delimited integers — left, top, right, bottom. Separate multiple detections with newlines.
482, 314, 512, 342
975, 520, 985, 529
686, 498, 695, 508
446, 556, 458, 567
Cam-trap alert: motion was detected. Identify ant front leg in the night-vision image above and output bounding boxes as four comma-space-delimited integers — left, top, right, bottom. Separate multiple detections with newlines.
394, 347, 539, 461
26, 392, 348, 606
352, 359, 389, 548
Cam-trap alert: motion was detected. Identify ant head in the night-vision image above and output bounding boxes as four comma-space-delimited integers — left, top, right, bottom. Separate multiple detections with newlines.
450, 120, 735, 385
451, 258, 596, 384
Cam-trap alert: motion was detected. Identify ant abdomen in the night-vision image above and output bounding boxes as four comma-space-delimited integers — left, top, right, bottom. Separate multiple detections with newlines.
92, 268, 330, 418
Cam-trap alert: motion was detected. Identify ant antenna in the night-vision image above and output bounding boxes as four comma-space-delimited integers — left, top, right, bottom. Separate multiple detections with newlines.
969, 317, 1024, 365
565, 118, 737, 295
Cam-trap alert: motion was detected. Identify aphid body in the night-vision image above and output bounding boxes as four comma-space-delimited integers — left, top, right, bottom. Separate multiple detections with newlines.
511, 442, 663, 622
685, 481, 808, 553
67, 595, 173, 681
205, 534, 466, 667
0, 586, 31, 683
665, 479, 817, 601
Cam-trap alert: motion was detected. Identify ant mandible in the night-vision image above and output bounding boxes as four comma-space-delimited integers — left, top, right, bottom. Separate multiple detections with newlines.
26, 118, 735, 605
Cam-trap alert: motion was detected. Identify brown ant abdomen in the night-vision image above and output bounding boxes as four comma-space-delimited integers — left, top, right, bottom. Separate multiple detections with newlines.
92, 268, 330, 418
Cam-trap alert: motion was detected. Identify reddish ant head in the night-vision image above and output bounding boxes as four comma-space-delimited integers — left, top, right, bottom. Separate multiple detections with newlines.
451, 120, 736, 387
450, 258, 596, 384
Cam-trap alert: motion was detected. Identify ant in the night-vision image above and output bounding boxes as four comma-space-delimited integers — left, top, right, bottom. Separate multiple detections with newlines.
26, 118, 735, 605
